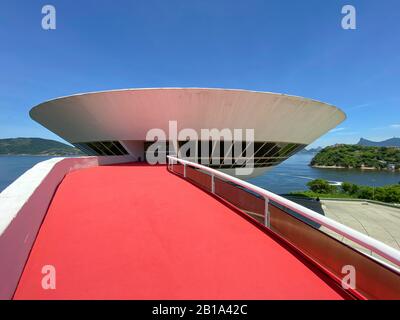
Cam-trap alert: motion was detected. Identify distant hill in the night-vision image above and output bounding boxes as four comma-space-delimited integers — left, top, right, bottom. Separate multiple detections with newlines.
0, 138, 84, 156
299, 147, 323, 154
357, 137, 400, 148
310, 144, 400, 171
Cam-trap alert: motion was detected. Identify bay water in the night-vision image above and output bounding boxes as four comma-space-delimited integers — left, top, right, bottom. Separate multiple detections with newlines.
1, 154, 399, 194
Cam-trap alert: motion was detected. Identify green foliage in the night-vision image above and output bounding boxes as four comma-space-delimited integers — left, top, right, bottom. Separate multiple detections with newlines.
310, 144, 400, 170
341, 182, 352, 193
307, 179, 337, 193
0, 138, 83, 156
290, 191, 353, 199
293, 178, 400, 204
358, 187, 374, 199
341, 182, 359, 195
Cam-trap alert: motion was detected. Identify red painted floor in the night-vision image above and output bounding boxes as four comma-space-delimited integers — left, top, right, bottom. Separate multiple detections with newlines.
14, 164, 347, 299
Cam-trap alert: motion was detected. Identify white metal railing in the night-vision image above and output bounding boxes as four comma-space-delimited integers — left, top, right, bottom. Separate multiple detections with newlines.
167, 155, 400, 268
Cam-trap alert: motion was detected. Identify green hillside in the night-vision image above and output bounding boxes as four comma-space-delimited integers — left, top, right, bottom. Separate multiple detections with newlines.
0, 138, 84, 156
310, 144, 400, 170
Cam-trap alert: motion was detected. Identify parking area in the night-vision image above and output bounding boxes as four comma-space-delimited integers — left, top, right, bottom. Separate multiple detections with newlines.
320, 200, 400, 259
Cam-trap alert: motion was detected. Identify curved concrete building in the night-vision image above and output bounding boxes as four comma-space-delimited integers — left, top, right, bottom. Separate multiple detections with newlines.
30, 88, 346, 177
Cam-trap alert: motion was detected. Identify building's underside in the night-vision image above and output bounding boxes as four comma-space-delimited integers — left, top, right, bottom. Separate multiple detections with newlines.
30, 88, 346, 177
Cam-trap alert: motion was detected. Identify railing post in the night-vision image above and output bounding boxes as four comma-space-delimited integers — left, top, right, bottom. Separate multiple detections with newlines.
264, 196, 270, 228
211, 174, 215, 194
183, 164, 186, 178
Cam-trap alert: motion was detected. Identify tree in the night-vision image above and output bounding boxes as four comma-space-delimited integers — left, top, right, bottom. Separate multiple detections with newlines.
374, 185, 400, 203
341, 182, 359, 195
358, 187, 373, 199
341, 182, 352, 193
307, 179, 336, 194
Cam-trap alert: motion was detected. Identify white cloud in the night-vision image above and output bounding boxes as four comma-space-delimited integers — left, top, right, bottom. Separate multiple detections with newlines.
390, 124, 400, 128
330, 127, 345, 133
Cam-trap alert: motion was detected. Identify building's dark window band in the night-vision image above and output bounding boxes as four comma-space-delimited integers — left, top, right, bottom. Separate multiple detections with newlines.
253, 142, 270, 157
142, 140, 306, 168
183, 157, 285, 167
74, 141, 128, 156
87, 142, 107, 155
77, 143, 99, 156
257, 143, 281, 159
279, 143, 300, 157
82, 142, 102, 155
98, 142, 114, 155
74, 143, 97, 156
183, 156, 290, 160
209, 163, 278, 169
254, 143, 301, 165
146, 140, 305, 154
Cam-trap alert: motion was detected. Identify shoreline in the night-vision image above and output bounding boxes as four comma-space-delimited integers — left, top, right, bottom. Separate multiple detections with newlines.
312, 164, 346, 169
0, 154, 81, 157
311, 164, 399, 172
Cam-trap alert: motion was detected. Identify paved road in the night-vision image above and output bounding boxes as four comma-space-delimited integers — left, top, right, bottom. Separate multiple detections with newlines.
320, 200, 400, 261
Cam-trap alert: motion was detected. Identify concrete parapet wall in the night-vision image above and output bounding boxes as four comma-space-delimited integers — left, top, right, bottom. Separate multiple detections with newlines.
0, 155, 133, 299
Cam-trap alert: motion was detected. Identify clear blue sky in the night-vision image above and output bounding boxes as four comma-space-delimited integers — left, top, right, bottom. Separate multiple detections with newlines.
0, 0, 399, 147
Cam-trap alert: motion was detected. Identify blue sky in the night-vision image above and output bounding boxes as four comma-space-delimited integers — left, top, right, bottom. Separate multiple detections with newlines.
0, 0, 399, 147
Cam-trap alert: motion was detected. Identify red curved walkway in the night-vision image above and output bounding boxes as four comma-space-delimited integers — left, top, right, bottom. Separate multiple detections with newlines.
14, 164, 347, 299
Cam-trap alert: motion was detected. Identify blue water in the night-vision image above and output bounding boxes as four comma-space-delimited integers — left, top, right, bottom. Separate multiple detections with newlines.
0, 156, 54, 192
0, 154, 399, 194
249, 154, 400, 194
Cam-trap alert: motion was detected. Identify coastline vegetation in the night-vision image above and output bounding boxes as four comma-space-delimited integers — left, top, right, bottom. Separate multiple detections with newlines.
0, 138, 83, 156
290, 179, 400, 204
310, 145, 400, 171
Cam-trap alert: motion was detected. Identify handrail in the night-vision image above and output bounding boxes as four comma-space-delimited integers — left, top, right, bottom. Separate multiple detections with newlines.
167, 155, 400, 268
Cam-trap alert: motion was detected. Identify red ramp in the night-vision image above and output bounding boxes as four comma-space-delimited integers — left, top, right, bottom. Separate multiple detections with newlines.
14, 164, 348, 299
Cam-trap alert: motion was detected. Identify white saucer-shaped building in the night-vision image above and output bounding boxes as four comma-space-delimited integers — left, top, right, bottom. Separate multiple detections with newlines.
30, 88, 346, 177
